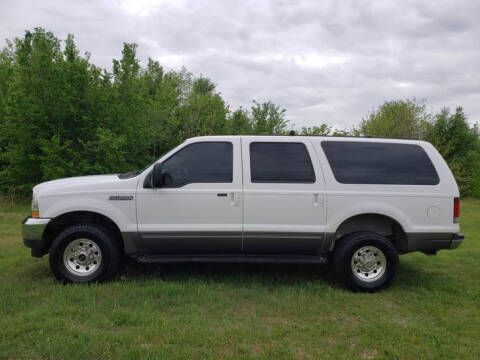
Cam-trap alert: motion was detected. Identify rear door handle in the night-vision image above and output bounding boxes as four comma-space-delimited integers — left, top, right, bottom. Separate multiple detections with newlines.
313, 193, 324, 207
217, 193, 228, 197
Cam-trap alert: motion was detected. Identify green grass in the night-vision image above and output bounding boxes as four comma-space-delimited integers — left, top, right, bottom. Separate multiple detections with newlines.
0, 199, 479, 359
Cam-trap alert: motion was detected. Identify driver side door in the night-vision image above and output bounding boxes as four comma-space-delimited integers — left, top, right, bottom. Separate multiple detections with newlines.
136, 139, 243, 254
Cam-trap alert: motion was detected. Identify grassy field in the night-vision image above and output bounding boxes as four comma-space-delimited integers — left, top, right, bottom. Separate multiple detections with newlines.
0, 199, 479, 359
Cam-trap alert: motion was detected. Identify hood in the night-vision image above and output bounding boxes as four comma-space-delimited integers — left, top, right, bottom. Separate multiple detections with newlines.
33, 174, 137, 197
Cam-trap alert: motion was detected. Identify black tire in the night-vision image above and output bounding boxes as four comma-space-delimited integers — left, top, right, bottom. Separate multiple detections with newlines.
49, 224, 122, 283
333, 231, 399, 292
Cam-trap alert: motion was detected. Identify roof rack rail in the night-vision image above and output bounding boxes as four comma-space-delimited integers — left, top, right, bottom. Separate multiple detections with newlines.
248, 134, 374, 139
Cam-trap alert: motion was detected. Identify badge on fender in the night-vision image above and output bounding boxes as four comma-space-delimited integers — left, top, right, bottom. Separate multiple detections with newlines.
109, 195, 134, 200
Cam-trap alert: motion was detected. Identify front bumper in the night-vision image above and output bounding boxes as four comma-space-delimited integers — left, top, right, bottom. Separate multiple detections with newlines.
22, 217, 51, 257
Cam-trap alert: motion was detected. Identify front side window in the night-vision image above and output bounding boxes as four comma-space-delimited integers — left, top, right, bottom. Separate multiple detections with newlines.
321, 141, 440, 185
161, 142, 233, 187
250, 142, 315, 183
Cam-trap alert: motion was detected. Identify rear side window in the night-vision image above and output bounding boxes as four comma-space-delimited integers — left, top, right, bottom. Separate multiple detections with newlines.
161, 142, 233, 187
250, 142, 315, 183
321, 141, 439, 185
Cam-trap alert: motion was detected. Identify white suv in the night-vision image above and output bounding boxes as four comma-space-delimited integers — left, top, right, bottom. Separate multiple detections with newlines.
22, 135, 464, 291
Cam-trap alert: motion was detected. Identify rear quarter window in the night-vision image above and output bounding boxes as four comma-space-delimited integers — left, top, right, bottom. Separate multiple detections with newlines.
321, 141, 440, 185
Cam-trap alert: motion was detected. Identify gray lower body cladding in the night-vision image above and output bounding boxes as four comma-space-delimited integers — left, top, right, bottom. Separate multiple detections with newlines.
123, 231, 329, 255
121, 231, 464, 256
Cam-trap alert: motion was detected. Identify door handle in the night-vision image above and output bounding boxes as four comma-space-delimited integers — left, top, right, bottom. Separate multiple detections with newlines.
217, 193, 238, 206
313, 193, 323, 207
229, 192, 238, 207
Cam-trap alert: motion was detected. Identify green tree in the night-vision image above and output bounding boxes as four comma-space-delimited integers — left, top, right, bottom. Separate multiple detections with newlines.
143, 59, 182, 158
0, 42, 15, 178
111, 43, 151, 170
426, 107, 480, 196
177, 77, 229, 138
300, 124, 331, 136
360, 99, 430, 139
226, 108, 252, 135
250, 100, 288, 134
1, 29, 68, 193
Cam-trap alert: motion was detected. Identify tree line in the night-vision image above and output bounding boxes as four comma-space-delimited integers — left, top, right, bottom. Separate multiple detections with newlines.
0, 28, 479, 197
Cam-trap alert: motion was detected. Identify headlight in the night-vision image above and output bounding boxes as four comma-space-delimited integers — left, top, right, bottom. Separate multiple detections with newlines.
32, 193, 39, 218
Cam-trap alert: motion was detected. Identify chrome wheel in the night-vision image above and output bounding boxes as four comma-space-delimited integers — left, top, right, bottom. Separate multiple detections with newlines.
350, 246, 387, 282
63, 238, 102, 276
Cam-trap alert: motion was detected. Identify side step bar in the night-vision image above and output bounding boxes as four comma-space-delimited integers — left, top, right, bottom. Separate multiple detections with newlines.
135, 254, 328, 265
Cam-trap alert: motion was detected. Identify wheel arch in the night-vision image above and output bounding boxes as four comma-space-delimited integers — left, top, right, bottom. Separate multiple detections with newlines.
332, 213, 408, 253
43, 211, 125, 253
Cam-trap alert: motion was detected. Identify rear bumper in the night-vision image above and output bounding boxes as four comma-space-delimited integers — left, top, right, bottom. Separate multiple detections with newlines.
406, 232, 464, 252
22, 217, 51, 257
449, 233, 464, 249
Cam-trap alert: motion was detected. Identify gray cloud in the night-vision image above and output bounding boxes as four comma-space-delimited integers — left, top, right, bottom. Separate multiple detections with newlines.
1, 0, 479, 129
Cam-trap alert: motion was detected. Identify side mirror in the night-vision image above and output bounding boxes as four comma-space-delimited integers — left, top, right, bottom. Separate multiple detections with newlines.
152, 163, 164, 188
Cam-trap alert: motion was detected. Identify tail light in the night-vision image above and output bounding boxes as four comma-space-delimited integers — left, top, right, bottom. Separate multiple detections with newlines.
453, 197, 460, 223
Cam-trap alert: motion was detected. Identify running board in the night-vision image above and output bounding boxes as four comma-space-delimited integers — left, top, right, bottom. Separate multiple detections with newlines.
135, 254, 328, 265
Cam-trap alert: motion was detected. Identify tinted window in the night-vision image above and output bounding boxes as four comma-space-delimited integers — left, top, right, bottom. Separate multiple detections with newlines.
321, 141, 439, 185
250, 142, 315, 183
161, 142, 233, 187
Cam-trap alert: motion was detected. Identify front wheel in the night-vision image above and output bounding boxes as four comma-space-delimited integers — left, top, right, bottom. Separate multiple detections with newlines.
333, 232, 399, 292
49, 224, 122, 283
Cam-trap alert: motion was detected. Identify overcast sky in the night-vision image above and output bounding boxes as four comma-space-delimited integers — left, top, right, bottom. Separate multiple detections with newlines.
1, 0, 479, 129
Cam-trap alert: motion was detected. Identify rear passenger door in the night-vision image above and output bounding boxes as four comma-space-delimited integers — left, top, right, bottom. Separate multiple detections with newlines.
241, 138, 327, 254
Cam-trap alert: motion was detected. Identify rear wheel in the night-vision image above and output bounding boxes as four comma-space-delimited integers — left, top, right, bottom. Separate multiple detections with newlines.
49, 224, 122, 283
333, 232, 398, 292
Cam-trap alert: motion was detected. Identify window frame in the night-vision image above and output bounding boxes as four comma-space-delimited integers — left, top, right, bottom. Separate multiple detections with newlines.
145, 141, 234, 188
249, 141, 316, 184
321, 140, 440, 186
